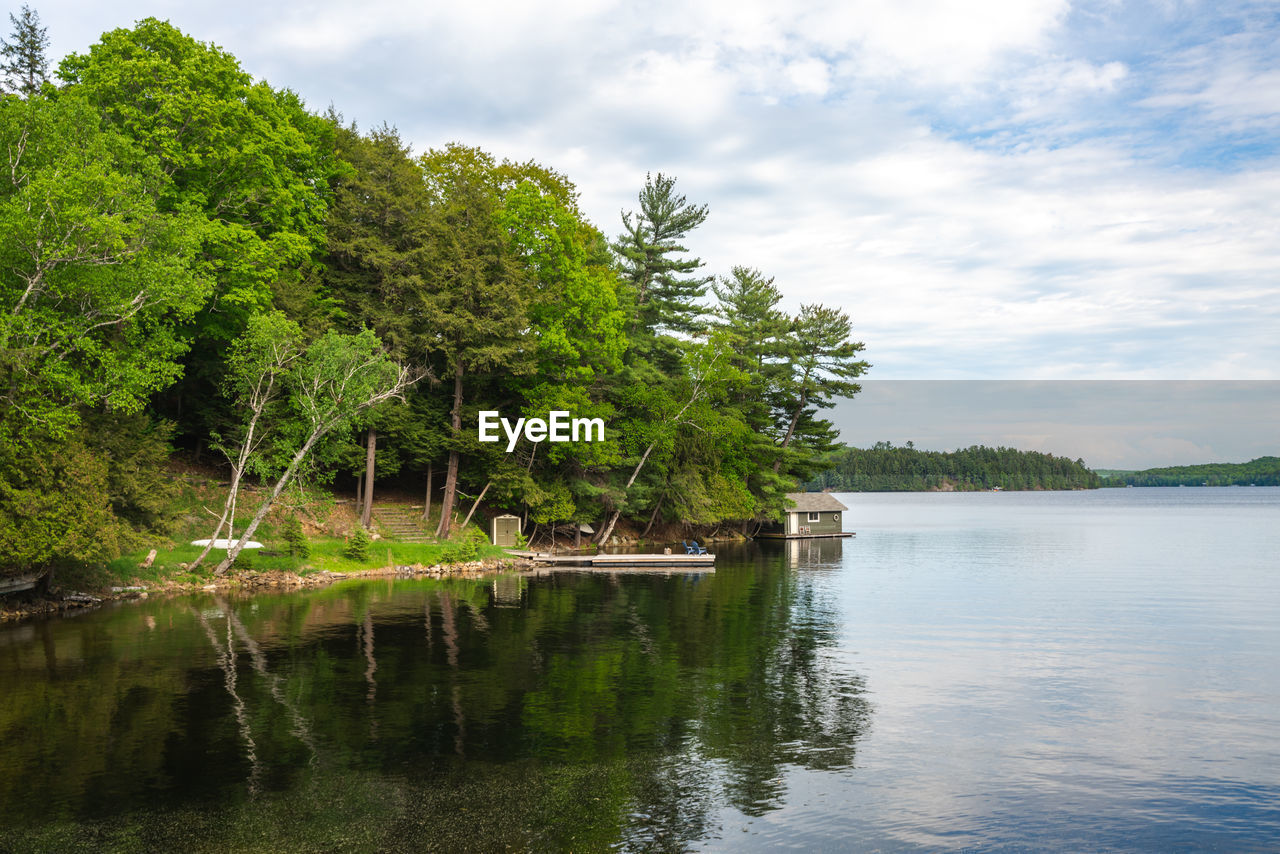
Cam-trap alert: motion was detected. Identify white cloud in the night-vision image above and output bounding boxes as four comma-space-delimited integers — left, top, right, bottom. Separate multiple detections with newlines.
38, 0, 1280, 379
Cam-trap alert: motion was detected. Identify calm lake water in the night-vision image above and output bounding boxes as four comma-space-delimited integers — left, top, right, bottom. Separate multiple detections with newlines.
2, 488, 1279, 852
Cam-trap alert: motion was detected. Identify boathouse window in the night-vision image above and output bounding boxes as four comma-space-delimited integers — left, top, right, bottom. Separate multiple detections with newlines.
807, 512, 820, 522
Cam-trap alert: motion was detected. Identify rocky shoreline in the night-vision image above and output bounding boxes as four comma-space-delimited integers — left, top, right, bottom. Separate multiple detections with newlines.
0, 556, 537, 624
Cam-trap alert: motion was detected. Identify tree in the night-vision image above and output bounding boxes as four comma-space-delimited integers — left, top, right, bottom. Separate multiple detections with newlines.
212, 327, 413, 572
0, 93, 208, 434
709, 267, 795, 515
594, 338, 730, 545
771, 304, 870, 473
614, 173, 711, 344
1, 5, 47, 95
417, 145, 535, 539
189, 312, 302, 572
323, 122, 438, 525
58, 19, 340, 442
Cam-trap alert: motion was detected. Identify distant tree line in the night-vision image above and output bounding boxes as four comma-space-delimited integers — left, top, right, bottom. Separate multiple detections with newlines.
1100, 457, 1280, 487
807, 442, 1100, 491
1, 12, 871, 579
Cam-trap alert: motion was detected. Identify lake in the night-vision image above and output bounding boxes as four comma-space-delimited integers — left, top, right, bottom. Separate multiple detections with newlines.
2, 488, 1278, 852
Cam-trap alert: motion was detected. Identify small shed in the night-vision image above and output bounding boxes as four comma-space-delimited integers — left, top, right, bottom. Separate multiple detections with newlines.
490, 514, 522, 547
755, 492, 851, 539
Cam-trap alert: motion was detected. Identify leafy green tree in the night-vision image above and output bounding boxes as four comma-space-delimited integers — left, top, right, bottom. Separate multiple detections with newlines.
498, 171, 628, 530
195, 324, 412, 573
0, 92, 208, 434
0, 4, 47, 95
417, 144, 536, 538
323, 122, 438, 522
594, 337, 733, 544
58, 19, 340, 439
189, 312, 302, 572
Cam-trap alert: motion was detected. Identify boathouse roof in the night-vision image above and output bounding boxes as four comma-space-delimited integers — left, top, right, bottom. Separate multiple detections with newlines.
785, 492, 847, 513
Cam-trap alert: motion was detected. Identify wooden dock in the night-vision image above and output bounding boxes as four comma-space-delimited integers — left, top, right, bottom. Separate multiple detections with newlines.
507, 550, 714, 570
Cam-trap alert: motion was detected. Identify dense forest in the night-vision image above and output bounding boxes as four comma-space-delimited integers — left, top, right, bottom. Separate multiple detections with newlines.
807, 442, 1100, 491
0, 12, 869, 578
1100, 457, 1280, 487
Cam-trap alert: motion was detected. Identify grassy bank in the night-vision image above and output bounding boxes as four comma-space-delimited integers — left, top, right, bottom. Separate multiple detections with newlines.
33, 461, 510, 594
95, 537, 511, 590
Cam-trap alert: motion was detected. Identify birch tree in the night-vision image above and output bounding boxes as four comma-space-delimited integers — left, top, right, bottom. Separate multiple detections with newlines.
188, 312, 300, 572
188, 325, 413, 574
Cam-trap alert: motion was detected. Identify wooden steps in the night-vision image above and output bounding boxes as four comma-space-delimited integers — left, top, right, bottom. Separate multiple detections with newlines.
372, 506, 433, 543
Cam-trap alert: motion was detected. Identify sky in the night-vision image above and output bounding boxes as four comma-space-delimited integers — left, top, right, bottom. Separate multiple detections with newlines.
25, 0, 1280, 464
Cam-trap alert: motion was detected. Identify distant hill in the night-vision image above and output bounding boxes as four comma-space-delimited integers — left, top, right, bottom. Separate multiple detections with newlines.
808, 442, 1099, 492
1100, 456, 1280, 487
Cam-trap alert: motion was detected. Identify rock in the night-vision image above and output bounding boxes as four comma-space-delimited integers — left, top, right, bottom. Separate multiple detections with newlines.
139, 549, 157, 569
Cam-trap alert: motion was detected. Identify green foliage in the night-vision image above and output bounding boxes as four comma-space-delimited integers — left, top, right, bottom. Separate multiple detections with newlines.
282, 516, 311, 559
810, 442, 1101, 491
81, 409, 178, 532
0, 16, 880, 574
0, 92, 208, 434
439, 526, 488, 563
1101, 456, 1280, 487
58, 18, 340, 447
343, 524, 372, 561
58, 19, 336, 329
0, 424, 124, 578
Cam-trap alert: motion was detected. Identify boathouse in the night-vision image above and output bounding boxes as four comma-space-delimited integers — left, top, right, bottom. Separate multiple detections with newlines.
756, 492, 850, 539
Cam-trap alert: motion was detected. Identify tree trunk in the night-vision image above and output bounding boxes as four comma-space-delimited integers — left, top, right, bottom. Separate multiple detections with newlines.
190, 410, 262, 573
216, 432, 322, 573
773, 388, 809, 473
574, 524, 581, 550
421, 462, 433, 522
594, 440, 657, 545
436, 363, 464, 539
361, 427, 376, 528
642, 492, 666, 537
460, 481, 491, 531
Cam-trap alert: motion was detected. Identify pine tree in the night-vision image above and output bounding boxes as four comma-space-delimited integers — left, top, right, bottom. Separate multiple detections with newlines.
614, 173, 711, 339
1, 5, 48, 95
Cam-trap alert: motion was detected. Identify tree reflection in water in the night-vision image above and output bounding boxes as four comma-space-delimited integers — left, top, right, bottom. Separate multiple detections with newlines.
0, 541, 870, 851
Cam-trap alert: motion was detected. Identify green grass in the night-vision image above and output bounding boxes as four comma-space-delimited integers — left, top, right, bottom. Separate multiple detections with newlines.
100, 531, 508, 589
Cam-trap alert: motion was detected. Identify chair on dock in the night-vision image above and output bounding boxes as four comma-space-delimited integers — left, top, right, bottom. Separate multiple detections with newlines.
688, 540, 708, 555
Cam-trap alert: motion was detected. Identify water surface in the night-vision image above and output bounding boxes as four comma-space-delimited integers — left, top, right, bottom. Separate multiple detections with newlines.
2, 488, 1278, 851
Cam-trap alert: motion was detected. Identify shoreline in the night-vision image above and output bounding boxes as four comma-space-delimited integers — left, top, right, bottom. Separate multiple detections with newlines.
0, 555, 538, 624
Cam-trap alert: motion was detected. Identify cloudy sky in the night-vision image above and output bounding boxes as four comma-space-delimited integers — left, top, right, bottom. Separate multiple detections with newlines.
31, 1, 1279, 464
834, 381, 1279, 468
